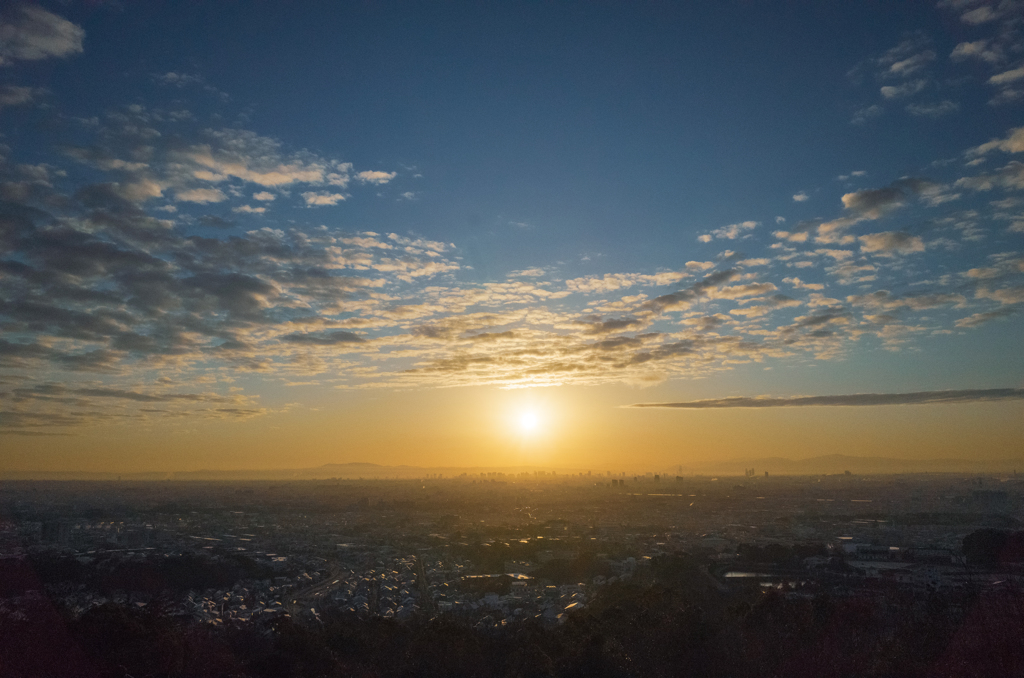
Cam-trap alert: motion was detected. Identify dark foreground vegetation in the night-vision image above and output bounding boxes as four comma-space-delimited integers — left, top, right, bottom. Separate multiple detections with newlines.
4, 554, 1024, 678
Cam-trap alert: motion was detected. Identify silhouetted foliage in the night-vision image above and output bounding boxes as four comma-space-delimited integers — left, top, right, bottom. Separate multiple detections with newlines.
962, 528, 1024, 566
532, 552, 611, 585
0, 553, 278, 598
6, 577, 1024, 676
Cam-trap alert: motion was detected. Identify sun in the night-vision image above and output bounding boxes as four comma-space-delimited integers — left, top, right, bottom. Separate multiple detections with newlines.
519, 411, 540, 433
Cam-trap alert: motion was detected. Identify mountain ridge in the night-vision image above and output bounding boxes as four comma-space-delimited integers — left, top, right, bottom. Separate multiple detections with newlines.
3, 455, 1023, 480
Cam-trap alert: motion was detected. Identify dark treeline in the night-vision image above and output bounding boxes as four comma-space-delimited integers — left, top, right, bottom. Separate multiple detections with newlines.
963, 529, 1024, 567
0, 554, 278, 599
4, 553, 1024, 677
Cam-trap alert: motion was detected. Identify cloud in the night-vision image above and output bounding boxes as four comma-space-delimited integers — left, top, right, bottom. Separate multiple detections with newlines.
0, 382, 269, 431
175, 188, 227, 203
820, 177, 941, 243
950, 40, 1003, 64
847, 290, 966, 310
509, 268, 545, 278
574, 316, 646, 335
955, 308, 1016, 327
960, 5, 997, 24
629, 388, 1024, 409
327, 172, 350, 187
728, 295, 801, 318
232, 205, 266, 214
152, 72, 229, 101
564, 271, 691, 293
986, 60, 1024, 107
880, 80, 927, 99
783, 277, 824, 291
906, 100, 959, 117
176, 129, 330, 187
977, 285, 1024, 304
965, 267, 1002, 279
967, 126, 1024, 155
962, 256, 1024, 280
990, 89, 1024, 106
640, 269, 742, 314
0, 84, 43, 109
889, 50, 936, 76
990, 66, 1024, 86
858, 231, 926, 254
851, 105, 882, 124
956, 162, 1024, 191
11, 384, 245, 404
773, 230, 810, 243
0, 429, 75, 437
356, 170, 397, 184
700, 221, 758, 241
566, 273, 643, 294
0, 5, 84, 66
825, 261, 877, 285
0, 142, 462, 383
253, 191, 275, 201
873, 37, 934, 73
463, 330, 518, 343
198, 215, 234, 229
155, 72, 204, 87
793, 192, 809, 202
841, 186, 903, 217
709, 282, 777, 300
280, 330, 365, 345
302, 191, 346, 206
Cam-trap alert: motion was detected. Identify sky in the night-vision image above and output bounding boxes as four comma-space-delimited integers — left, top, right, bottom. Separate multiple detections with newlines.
1, 0, 1023, 473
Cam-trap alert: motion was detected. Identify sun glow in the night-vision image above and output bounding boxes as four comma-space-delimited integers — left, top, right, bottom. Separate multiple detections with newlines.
519, 411, 540, 433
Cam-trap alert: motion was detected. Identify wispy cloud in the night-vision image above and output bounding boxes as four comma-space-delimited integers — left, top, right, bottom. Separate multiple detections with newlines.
356, 170, 397, 184
175, 187, 227, 203
859, 231, 926, 254
302, 191, 346, 206
629, 389, 1024, 408
968, 127, 1024, 156
851, 105, 882, 124
0, 5, 84, 66
0, 84, 44, 109
955, 308, 1016, 327
880, 79, 927, 99
906, 100, 959, 117
950, 40, 1003, 64
698, 220, 758, 242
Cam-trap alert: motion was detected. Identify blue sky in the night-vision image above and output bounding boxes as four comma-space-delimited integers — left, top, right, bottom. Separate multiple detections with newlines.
1, 1, 1022, 467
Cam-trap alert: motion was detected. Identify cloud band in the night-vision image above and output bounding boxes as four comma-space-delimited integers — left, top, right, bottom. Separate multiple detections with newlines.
629, 388, 1024, 409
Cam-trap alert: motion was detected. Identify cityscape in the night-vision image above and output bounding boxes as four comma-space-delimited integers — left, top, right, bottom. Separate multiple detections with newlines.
3, 470, 1024, 675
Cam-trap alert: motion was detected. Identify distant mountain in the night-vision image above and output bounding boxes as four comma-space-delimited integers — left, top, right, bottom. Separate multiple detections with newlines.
0, 462, 586, 481
3, 455, 1023, 481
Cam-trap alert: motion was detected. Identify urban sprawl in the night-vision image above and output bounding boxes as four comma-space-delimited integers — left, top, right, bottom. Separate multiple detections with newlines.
2, 472, 1021, 631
